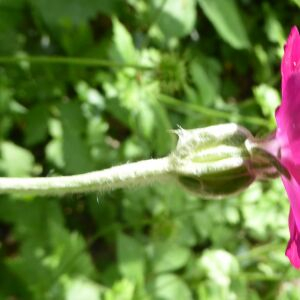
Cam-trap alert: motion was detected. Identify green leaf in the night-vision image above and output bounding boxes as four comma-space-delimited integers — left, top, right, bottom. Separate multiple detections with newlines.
104, 279, 135, 300
30, 0, 121, 54
46, 139, 65, 169
117, 233, 145, 284
241, 181, 287, 241
48, 223, 96, 277
277, 283, 300, 300
31, 0, 121, 26
0, 0, 24, 54
59, 103, 93, 173
4, 200, 95, 296
0, 198, 64, 247
25, 104, 49, 146
151, 100, 174, 156
0, 261, 30, 299
290, 0, 300, 8
76, 81, 105, 110
198, 249, 239, 287
59, 102, 85, 133
148, 274, 192, 300
197, 0, 250, 49
62, 131, 93, 173
112, 18, 138, 64
151, 0, 197, 38
0, 142, 35, 176
136, 100, 155, 139
264, 4, 285, 46
253, 84, 280, 121
151, 242, 190, 273
189, 58, 221, 106
64, 277, 101, 300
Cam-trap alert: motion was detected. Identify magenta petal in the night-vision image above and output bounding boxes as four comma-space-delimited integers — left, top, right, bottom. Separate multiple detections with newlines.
281, 26, 300, 91
286, 208, 300, 268
276, 25, 300, 269
282, 174, 300, 234
276, 73, 300, 161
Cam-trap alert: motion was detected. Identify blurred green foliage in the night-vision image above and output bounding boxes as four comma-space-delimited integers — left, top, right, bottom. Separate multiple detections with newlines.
0, 0, 300, 299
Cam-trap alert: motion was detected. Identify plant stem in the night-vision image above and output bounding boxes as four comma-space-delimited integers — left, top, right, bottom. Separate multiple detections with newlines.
0, 55, 154, 70
158, 94, 271, 128
0, 158, 172, 195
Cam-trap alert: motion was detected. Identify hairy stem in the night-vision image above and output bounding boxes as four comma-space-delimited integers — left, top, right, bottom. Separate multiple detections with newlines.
0, 158, 172, 196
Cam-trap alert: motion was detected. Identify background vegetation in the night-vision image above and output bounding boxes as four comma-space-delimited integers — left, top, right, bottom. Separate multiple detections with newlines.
0, 0, 300, 299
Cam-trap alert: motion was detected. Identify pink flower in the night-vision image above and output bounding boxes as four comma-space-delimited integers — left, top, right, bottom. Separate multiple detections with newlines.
275, 26, 300, 268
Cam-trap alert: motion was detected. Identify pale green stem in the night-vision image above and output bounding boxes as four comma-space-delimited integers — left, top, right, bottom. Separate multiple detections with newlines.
0, 158, 171, 195
0, 55, 154, 70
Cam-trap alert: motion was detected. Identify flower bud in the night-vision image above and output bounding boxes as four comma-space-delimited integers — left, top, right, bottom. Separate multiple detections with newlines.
169, 124, 256, 199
